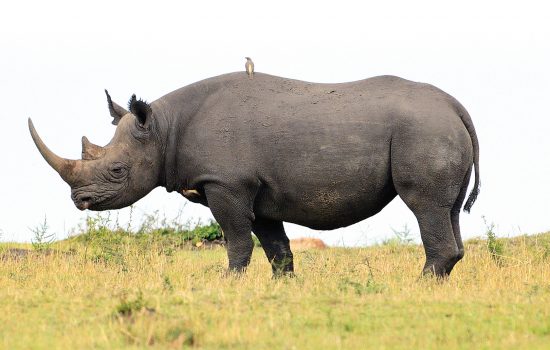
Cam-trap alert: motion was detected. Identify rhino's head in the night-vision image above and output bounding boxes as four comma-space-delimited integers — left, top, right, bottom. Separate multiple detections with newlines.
29, 91, 165, 211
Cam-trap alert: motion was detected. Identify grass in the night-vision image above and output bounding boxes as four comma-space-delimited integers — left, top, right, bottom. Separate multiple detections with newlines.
1, 227, 550, 349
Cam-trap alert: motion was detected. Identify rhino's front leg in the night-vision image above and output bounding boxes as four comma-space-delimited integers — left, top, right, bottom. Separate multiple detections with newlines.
204, 184, 255, 273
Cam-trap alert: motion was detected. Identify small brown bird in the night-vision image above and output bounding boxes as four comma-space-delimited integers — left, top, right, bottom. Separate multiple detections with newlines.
245, 57, 254, 78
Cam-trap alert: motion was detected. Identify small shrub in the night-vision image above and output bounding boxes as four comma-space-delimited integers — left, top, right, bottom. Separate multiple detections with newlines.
137, 210, 160, 235
391, 224, 415, 244
364, 277, 386, 294
382, 224, 415, 247
483, 216, 504, 265
338, 277, 385, 295
166, 326, 195, 347
91, 245, 125, 267
115, 291, 147, 317
30, 217, 55, 252
80, 214, 127, 267
163, 275, 174, 292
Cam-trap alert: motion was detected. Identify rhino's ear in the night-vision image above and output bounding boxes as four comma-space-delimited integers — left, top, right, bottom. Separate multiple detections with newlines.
128, 94, 152, 126
105, 89, 129, 126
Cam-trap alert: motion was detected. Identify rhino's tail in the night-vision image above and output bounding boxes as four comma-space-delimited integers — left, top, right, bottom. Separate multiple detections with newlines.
456, 106, 480, 213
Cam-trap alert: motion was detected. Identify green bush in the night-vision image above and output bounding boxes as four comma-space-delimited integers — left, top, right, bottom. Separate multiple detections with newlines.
65, 212, 225, 264
184, 221, 223, 242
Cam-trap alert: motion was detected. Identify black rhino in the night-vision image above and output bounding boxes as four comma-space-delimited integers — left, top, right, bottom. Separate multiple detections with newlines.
29, 72, 480, 278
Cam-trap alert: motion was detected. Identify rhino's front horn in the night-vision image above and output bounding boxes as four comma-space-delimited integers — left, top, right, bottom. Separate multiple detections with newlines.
28, 118, 80, 184
81, 136, 106, 160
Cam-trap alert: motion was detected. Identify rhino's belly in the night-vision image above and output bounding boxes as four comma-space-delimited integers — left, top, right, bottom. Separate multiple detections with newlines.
254, 176, 397, 230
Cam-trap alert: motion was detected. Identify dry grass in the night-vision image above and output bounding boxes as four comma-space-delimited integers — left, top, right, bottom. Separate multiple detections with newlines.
1, 233, 550, 349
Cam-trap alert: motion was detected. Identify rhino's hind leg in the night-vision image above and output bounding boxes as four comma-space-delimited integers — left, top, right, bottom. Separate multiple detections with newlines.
393, 172, 465, 277
396, 183, 464, 277
414, 208, 460, 277
252, 218, 294, 277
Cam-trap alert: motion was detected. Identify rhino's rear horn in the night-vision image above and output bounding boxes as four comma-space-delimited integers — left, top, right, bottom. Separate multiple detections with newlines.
28, 118, 80, 184
81, 136, 106, 160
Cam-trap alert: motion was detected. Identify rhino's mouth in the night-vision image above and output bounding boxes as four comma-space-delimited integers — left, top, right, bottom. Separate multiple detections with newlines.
71, 190, 118, 211
72, 192, 99, 211
76, 196, 92, 210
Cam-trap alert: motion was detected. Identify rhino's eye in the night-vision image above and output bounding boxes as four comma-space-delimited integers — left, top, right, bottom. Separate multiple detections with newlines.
109, 163, 128, 178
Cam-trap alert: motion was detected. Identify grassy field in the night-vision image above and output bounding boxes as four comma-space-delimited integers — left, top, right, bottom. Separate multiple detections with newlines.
1, 225, 550, 349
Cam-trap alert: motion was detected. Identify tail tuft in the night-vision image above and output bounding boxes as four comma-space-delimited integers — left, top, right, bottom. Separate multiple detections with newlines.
463, 185, 479, 213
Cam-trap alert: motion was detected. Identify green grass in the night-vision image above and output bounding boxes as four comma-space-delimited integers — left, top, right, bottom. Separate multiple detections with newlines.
1, 230, 550, 349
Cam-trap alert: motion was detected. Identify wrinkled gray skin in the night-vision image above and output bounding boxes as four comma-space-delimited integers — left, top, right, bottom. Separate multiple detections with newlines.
29, 72, 480, 278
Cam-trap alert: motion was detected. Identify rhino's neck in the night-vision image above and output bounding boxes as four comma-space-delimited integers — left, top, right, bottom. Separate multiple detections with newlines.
156, 80, 219, 193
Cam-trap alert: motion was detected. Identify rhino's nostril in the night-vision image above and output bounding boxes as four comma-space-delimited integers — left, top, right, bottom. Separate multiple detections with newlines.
75, 195, 93, 210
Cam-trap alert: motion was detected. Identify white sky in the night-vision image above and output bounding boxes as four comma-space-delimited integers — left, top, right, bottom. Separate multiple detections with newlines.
1, 0, 549, 245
